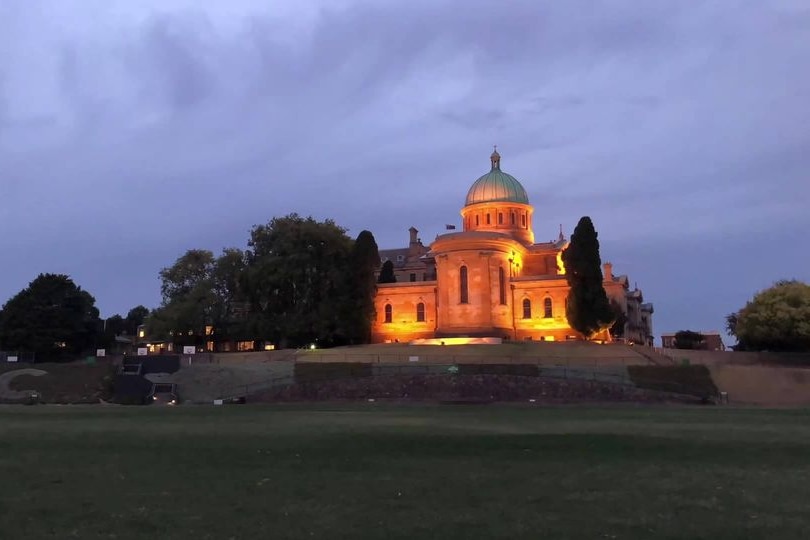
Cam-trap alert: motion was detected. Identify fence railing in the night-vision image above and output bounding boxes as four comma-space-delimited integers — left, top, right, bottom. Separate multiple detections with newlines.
0, 351, 37, 363
292, 353, 651, 367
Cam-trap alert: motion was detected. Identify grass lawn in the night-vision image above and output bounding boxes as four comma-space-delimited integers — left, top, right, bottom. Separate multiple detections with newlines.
1, 405, 809, 539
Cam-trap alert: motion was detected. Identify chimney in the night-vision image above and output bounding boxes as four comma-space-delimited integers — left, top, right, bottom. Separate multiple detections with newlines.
603, 262, 613, 281
409, 227, 418, 245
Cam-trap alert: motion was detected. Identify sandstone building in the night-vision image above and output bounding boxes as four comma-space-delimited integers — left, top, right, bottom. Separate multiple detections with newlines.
374, 149, 654, 344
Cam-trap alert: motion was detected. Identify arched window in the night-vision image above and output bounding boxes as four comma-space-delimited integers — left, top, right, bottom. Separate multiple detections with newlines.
384, 304, 392, 323
475, 215, 479, 226
522, 298, 532, 319
416, 302, 425, 322
522, 214, 527, 227
498, 212, 503, 224
460, 266, 469, 304
498, 267, 506, 305
486, 214, 491, 225
544, 297, 553, 318
511, 212, 515, 225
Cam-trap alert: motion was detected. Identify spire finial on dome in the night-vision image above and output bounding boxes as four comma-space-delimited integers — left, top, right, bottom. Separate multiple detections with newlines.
490, 145, 500, 170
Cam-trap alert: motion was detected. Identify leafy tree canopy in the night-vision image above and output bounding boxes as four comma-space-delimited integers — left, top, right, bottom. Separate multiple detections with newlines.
125, 306, 149, 335
561, 216, 615, 338
0, 273, 101, 360
243, 214, 354, 348
728, 280, 810, 352
148, 249, 247, 344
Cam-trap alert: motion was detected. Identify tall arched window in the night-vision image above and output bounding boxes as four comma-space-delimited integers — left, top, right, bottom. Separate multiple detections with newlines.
475, 215, 479, 226
498, 267, 506, 305
460, 266, 469, 304
486, 214, 491, 225
544, 297, 553, 318
511, 212, 515, 225
416, 302, 425, 322
498, 212, 503, 224
522, 214, 527, 227
384, 304, 392, 323
522, 298, 532, 319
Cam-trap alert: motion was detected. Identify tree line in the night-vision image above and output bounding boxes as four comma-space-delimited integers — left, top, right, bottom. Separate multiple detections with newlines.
0, 214, 380, 359
147, 214, 381, 350
1, 213, 807, 360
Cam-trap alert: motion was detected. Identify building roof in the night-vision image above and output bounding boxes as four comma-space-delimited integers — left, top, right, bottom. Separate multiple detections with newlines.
379, 248, 410, 268
465, 149, 529, 206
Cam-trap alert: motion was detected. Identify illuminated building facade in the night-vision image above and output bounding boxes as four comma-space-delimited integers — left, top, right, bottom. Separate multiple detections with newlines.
373, 149, 654, 344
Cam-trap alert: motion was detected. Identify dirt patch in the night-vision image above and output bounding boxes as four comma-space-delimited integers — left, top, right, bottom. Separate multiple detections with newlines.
0, 363, 114, 404
709, 365, 810, 407
146, 362, 294, 402
0, 369, 47, 401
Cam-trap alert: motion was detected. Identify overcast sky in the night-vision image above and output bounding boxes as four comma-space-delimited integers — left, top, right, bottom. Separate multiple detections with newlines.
2, 0, 809, 342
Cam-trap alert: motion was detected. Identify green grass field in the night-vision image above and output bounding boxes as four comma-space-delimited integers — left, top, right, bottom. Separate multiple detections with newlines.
1, 405, 809, 539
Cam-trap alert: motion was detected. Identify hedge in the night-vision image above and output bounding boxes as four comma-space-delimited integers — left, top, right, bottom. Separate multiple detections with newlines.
627, 365, 718, 398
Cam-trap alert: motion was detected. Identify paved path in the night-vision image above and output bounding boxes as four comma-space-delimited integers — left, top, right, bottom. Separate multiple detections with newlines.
0, 369, 47, 400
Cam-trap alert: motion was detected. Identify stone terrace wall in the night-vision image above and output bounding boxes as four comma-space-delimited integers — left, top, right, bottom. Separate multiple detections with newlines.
255, 374, 701, 404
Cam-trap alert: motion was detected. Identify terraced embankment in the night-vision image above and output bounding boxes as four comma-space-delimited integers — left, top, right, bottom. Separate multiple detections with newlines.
0, 363, 114, 403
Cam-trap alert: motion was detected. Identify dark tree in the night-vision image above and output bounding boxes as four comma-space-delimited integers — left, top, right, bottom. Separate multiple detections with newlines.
561, 216, 615, 338
725, 311, 739, 339
609, 299, 627, 339
148, 249, 247, 347
124, 305, 149, 335
0, 273, 101, 360
346, 230, 381, 344
243, 213, 354, 348
98, 314, 126, 348
148, 249, 218, 344
673, 330, 706, 350
729, 280, 810, 352
378, 260, 397, 284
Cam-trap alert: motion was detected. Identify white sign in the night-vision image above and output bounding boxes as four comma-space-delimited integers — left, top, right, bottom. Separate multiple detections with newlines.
7, 356, 18, 363
409, 356, 419, 362
183, 346, 196, 355
96, 349, 106, 357
137, 348, 148, 356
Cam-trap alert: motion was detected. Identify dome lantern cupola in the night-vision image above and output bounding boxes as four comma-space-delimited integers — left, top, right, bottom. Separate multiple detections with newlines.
464, 148, 529, 206
460, 147, 535, 244
490, 146, 501, 169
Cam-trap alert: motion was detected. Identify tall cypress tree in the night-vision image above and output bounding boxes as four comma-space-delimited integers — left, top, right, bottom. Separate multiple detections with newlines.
378, 260, 397, 284
347, 230, 381, 343
562, 216, 615, 338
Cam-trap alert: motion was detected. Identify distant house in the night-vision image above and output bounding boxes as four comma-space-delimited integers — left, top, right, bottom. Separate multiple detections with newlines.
661, 331, 725, 351
134, 323, 275, 355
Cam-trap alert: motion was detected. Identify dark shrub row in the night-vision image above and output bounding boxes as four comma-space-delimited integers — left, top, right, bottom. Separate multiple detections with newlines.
628, 365, 718, 398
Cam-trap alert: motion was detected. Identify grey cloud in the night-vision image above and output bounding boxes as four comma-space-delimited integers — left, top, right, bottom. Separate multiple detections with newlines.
1, 0, 809, 342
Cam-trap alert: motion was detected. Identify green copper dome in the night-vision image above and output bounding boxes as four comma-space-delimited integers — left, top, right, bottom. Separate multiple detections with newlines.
465, 149, 529, 206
